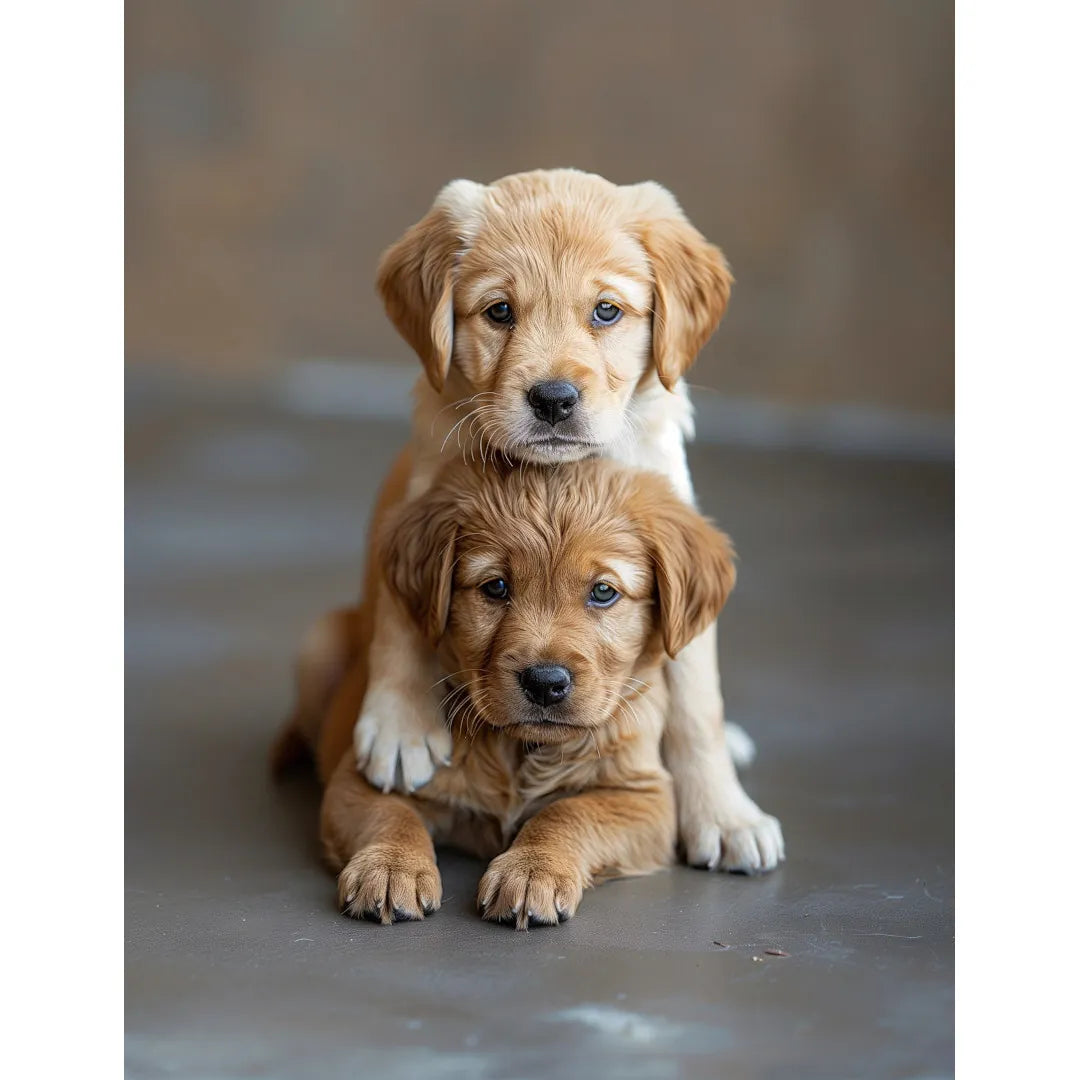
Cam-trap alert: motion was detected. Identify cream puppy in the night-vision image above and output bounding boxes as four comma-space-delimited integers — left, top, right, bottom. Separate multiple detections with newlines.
351, 169, 783, 873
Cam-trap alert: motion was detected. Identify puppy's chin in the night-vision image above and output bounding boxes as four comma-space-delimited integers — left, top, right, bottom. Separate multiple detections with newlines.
502, 412, 617, 464
513, 439, 603, 465
503, 719, 585, 745
472, 698, 588, 744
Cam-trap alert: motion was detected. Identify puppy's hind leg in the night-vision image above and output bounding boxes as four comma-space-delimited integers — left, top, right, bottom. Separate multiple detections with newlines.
271, 607, 362, 777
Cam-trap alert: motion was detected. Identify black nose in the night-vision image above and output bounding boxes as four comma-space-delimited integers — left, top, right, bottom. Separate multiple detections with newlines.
527, 381, 579, 426
519, 664, 573, 708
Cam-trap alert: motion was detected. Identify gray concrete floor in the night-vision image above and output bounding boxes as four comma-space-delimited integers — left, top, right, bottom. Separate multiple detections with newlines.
125, 373, 954, 1079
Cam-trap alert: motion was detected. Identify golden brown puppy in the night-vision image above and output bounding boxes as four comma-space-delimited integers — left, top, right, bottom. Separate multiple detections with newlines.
349, 169, 783, 875
279, 458, 737, 928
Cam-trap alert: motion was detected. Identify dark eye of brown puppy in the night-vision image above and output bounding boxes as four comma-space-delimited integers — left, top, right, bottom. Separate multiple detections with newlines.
486, 301, 513, 325
591, 301, 622, 326
480, 577, 510, 600
587, 581, 619, 607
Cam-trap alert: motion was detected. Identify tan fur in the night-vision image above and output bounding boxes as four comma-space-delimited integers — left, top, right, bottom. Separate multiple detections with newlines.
294, 459, 736, 928
380, 169, 730, 469
350, 168, 782, 873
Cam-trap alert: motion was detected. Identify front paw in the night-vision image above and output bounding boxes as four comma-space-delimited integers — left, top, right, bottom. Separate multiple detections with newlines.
353, 687, 454, 793
337, 844, 442, 924
477, 849, 585, 930
682, 810, 785, 874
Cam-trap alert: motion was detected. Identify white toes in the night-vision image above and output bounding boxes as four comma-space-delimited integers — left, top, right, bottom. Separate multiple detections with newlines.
426, 726, 454, 767
365, 728, 404, 792
719, 827, 764, 873
684, 823, 723, 870
724, 723, 757, 770
398, 740, 437, 793
354, 705, 452, 793
682, 814, 786, 875
353, 712, 378, 766
757, 814, 786, 868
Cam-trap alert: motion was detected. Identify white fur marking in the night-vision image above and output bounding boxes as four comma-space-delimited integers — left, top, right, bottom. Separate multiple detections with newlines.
434, 179, 488, 243
598, 275, 651, 312
601, 560, 647, 595
461, 552, 503, 581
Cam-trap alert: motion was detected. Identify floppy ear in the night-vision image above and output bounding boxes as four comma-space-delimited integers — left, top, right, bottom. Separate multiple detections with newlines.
625, 181, 733, 392
639, 488, 737, 658
376, 179, 487, 392
379, 486, 461, 646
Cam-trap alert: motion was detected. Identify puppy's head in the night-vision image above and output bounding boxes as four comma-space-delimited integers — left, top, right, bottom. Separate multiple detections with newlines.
377, 169, 732, 464
381, 460, 736, 745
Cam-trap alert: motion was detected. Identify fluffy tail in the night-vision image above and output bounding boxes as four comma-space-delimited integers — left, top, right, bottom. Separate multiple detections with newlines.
725, 722, 757, 770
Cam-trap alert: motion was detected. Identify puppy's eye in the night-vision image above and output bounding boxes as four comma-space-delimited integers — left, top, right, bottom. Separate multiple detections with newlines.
486, 302, 513, 325
480, 578, 509, 600
588, 581, 619, 607
592, 302, 622, 326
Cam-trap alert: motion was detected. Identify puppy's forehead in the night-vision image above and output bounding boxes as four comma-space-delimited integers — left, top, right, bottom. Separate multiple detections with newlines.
457, 517, 647, 587
458, 189, 652, 306
448, 458, 658, 584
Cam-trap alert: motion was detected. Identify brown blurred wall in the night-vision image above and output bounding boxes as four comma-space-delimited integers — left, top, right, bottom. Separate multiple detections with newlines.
126, 1, 953, 416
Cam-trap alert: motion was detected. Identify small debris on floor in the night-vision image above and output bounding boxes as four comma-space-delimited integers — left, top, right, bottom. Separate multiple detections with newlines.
764, 949, 790, 957
712, 941, 731, 949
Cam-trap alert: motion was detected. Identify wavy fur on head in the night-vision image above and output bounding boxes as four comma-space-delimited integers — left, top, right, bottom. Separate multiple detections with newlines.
293, 458, 737, 928
382, 456, 736, 678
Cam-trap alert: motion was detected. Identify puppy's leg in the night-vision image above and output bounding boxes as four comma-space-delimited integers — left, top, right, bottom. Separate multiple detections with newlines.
347, 445, 450, 793
477, 779, 675, 930
270, 606, 360, 777
665, 624, 785, 873
353, 581, 452, 793
321, 751, 442, 924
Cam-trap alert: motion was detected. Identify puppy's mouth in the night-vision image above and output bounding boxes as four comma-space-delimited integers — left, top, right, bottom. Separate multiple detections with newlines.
503, 697, 589, 741
526, 436, 598, 448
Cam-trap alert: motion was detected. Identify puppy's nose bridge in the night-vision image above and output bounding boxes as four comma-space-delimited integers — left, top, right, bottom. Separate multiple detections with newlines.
527, 380, 579, 426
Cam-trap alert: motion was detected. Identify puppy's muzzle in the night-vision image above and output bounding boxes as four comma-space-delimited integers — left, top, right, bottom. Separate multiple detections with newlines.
527, 381, 579, 426
518, 664, 573, 708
